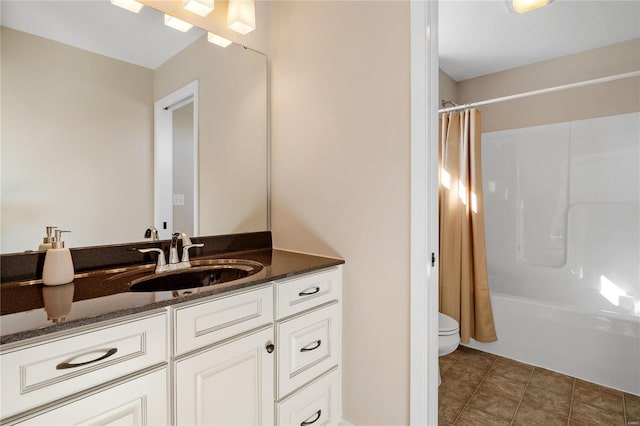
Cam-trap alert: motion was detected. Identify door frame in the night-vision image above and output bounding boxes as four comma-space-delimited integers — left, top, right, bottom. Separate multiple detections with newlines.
410, 1, 439, 425
154, 81, 199, 240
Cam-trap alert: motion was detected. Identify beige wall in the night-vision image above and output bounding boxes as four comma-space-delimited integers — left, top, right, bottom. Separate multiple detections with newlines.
439, 69, 458, 106
1, 27, 154, 253
456, 38, 640, 132
155, 36, 268, 235
269, 1, 411, 424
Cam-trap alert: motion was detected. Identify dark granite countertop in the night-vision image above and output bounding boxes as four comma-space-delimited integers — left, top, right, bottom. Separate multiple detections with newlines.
0, 248, 344, 345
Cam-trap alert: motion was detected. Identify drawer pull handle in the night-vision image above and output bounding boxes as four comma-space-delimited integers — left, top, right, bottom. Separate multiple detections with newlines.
301, 409, 322, 426
300, 340, 322, 352
56, 348, 118, 370
298, 287, 320, 297
266, 343, 275, 354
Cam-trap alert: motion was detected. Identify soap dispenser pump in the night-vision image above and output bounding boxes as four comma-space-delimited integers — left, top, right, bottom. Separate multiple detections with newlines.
38, 226, 58, 251
42, 230, 75, 286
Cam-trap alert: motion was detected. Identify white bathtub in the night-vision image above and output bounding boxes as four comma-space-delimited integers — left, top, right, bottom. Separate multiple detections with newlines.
467, 292, 640, 395
473, 112, 640, 395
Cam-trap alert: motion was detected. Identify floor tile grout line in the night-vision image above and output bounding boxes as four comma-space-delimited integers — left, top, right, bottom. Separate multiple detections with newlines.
572, 380, 628, 423
451, 356, 498, 425
508, 364, 535, 426
440, 350, 476, 426
566, 377, 576, 425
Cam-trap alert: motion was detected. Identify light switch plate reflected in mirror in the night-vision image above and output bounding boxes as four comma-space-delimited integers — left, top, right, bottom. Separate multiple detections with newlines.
173, 194, 185, 206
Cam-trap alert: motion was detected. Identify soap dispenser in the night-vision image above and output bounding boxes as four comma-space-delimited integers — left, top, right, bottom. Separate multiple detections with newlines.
38, 226, 58, 251
42, 230, 74, 286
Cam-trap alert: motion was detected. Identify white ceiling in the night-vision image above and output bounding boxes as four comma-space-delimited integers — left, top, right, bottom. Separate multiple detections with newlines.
1, 1, 205, 70
4, 1, 638, 77
439, 0, 640, 81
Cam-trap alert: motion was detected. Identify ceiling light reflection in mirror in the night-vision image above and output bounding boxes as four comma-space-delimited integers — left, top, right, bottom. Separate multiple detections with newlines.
111, 0, 144, 14
510, 0, 552, 14
227, 0, 256, 35
208, 32, 232, 47
164, 13, 194, 32
183, 0, 214, 17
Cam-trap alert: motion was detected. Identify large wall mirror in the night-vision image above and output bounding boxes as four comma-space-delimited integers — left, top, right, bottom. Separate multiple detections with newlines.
1, 0, 268, 253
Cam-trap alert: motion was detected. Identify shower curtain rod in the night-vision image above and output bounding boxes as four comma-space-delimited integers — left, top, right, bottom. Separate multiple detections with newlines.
438, 70, 640, 113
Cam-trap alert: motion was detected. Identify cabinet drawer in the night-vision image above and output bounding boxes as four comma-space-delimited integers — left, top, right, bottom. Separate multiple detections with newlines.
276, 267, 341, 320
277, 303, 340, 398
13, 368, 168, 425
0, 313, 167, 420
276, 368, 340, 426
173, 285, 273, 356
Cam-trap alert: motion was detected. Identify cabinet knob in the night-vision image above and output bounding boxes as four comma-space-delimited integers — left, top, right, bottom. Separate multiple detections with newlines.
265, 343, 275, 353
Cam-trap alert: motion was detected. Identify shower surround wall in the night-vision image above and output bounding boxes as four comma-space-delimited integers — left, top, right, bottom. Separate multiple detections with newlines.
468, 111, 639, 395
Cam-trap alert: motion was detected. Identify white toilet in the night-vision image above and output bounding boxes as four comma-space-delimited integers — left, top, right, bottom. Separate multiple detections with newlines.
438, 312, 460, 385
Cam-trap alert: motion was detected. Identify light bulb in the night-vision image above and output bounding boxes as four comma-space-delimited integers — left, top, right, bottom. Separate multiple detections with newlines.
227, 0, 256, 35
511, 0, 550, 14
164, 14, 194, 32
110, 0, 144, 14
207, 33, 232, 48
183, 0, 214, 17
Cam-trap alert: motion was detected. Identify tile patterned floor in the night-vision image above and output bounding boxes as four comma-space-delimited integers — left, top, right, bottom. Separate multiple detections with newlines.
439, 346, 640, 426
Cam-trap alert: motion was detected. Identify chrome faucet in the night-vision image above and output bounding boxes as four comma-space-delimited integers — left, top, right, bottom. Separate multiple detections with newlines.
144, 226, 159, 241
137, 248, 169, 273
169, 232, 204, 270
137, 232, 204, 273
169, 233, 182, 265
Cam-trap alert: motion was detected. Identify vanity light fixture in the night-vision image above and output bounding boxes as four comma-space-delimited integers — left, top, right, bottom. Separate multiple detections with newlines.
164, 14, 194, 32
227, 0, 256, 35
207, 32, 232, 48
183, 0, 214, 17
509, 0, 553, 14
110, 0, 144, 14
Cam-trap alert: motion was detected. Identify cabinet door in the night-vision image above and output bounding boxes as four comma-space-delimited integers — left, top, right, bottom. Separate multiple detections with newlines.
175, 327, 275, 425
15, 368, 168, 425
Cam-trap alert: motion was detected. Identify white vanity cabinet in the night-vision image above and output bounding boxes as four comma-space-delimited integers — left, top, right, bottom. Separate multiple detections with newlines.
274, 266, 342, 426
0, 264, 343, 426
173, 267, 342, 426
171, 266, 342, 426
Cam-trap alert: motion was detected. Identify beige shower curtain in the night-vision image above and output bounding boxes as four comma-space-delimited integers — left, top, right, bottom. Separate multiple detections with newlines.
439, 109, 497, 344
